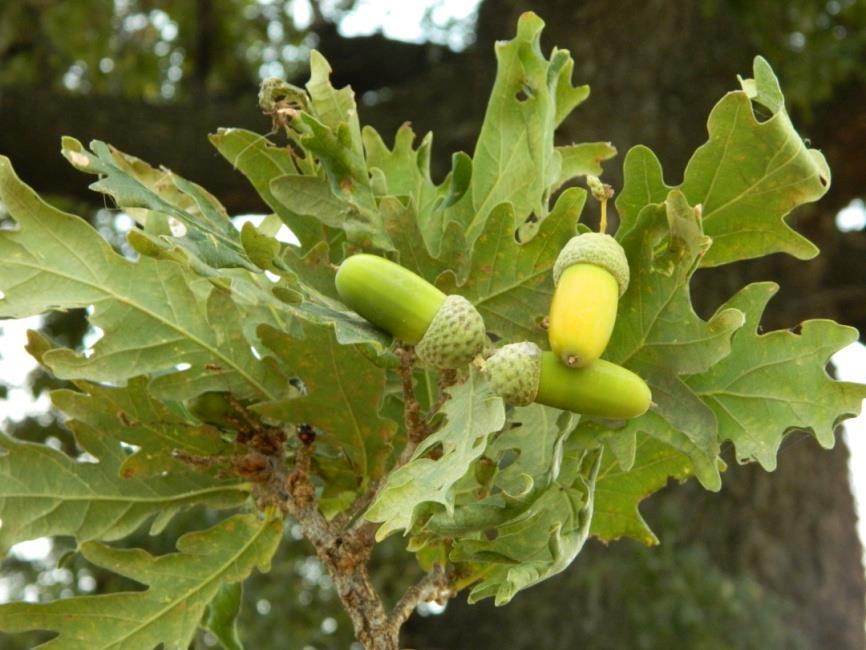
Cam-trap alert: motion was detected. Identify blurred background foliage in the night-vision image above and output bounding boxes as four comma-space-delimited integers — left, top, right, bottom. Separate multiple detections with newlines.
1, 1, 865, 648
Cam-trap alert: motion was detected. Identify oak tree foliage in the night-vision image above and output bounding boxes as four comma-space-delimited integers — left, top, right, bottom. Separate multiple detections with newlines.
0, 12, 862, 648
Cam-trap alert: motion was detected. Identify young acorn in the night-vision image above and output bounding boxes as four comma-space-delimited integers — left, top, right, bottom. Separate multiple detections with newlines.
484, 341, 651, 419
548, 232, 630, 368
335, 253, 486, 369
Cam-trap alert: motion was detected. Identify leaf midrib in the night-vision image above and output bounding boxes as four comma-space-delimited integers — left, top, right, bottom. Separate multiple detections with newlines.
10, 259, 275, 400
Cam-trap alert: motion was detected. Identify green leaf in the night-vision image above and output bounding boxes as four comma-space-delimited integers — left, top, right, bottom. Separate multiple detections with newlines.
609, 194, 744, 375
306, 50, 364, 157
240, 218, 286, 273
61, 137, 255, 271
204, 582, 245, 650
380, 196, 466, 282
208, 128, 326, 251
682, 59, 829, 267
0, 431, 248, 552
615, 145, 670, 237
452, 445, 601, 606
439, 191, 585, 345
279, 240, 341, 300
361, 125, 470, 261
591, 433, 695, 545
364, 372, 505, 539
0, 514, 281, 649
423, 404, 576, 537
686, 282, 866, 470
552, 142, 617, 191
0, 156, 287, 401
50, 374, 234, 479
253, 321, 397, 510
269, 174, 357, 231
267, 173, 389, 252
287, 301, 395, 365
362, 124, 436, 206
601, 192, 743, 476
459, 12, 589, 238
616, 57, 830, 268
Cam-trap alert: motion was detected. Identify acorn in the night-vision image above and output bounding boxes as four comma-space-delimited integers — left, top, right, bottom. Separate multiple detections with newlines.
335, 254, 486, 369
548, 233, 629, 368
484, 342, 651, 419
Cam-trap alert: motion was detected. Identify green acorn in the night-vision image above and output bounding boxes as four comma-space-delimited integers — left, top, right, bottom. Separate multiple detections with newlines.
335, 254, 486, 369
484, 341, 651, 419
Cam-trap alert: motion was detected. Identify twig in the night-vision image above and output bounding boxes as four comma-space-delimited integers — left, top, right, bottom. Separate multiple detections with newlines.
396, 345, 426, 442
389, 565, 451, 628
430, 368, 458, 415
332, 476, 382, 530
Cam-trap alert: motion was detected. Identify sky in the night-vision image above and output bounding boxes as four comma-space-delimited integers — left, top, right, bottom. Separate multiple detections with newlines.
2, 0, 866, 601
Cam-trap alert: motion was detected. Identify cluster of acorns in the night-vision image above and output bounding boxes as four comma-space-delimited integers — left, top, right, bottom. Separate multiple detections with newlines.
335, 232, 651, 420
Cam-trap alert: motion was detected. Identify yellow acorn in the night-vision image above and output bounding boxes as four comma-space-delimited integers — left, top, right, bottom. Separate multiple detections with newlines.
548, 232, 629, 367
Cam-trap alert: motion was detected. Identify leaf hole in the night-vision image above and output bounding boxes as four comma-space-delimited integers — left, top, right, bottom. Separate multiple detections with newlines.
498, 448, 520, 469
289, 377, 307, 394
167, 217, 187, 237
514, 83, 534, 102
749, 100, 774, 123
483, 528, 498, 540
426, 442, 444, 459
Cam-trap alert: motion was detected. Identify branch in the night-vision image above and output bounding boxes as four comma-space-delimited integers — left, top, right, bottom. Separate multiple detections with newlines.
389, 565, 451, 628
283, 444, 398, 648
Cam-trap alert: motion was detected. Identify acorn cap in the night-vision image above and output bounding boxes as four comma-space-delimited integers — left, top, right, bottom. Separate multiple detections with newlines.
416, 295, 487, 369
552, 233, 630, 296
484, 342, 543, 406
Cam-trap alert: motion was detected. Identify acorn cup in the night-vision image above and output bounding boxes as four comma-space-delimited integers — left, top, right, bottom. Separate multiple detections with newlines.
335, 254, 486, 369
483, 341, 651, 419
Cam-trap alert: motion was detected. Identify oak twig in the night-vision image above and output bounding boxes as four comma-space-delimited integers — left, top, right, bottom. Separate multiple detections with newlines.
397, 345, 427, 444
389, 565, 451, 628
282, 345, 458, 648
